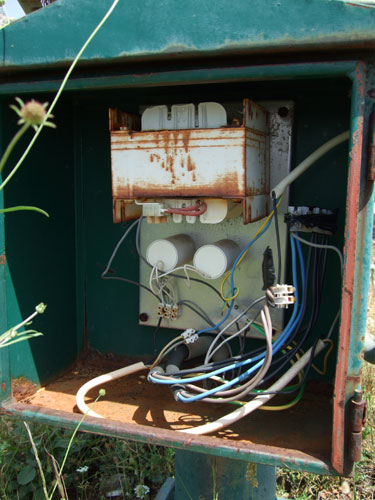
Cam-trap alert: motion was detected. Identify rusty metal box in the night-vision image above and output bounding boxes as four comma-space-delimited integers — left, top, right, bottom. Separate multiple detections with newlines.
110, 99, 269, 224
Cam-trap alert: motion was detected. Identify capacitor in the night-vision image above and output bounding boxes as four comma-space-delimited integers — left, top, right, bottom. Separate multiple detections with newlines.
193, 239, 240, 279
146, 234, 196, 272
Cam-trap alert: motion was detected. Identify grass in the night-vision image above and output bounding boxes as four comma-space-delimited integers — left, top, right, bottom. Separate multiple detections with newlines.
0, 419, 174, 499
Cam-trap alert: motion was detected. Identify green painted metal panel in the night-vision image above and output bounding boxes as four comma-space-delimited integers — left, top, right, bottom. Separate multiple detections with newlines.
0, 61, 358, 96
3, 98, 78, 383
2, 0, 375, 71
0, 104, 11, 403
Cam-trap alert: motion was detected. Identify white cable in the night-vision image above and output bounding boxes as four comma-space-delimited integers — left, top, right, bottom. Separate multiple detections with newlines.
272, 131, 349, 200
76, 362, 146, 418
180, 339, 325, 435
154, 264, 211, 281
291, 233, 343, 273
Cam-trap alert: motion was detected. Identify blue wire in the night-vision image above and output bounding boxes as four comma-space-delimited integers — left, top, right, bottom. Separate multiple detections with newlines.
177, 235, 306, 402
149, 233, 306, 398
196, 218, 273, 336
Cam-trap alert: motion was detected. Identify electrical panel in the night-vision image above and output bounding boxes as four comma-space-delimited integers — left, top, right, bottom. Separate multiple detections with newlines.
135, 101, 294, 333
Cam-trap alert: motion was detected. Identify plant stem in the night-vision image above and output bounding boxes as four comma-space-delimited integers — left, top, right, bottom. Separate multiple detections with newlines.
0, 0, 120, 192
13, 309, 38, 331
0, 123, 30, 175
24, 422, 49, 500
48, 393, 103, 500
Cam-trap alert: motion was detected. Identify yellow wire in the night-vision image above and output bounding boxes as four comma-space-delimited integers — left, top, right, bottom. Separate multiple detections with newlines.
220, 196, 283, 301
312, 339, 334, 375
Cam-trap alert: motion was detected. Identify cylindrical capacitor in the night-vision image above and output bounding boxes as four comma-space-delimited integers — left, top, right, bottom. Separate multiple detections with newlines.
146, 234, 196, 272
193, 239, 240, 279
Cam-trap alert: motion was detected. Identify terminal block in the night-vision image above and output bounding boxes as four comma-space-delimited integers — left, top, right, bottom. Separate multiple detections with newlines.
156, 303, 179, 320
284, 206, 338, 234
269, 284, 296, 309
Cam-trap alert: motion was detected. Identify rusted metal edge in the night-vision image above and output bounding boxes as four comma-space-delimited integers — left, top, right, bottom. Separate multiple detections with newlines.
331, 61, 367, 475
1, 400, 335, 476
367, 109, 375, 181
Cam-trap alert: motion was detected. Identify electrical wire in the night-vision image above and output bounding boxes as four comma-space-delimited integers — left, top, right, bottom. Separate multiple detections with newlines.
271, 131, 349, 199
177, 305, 273, 403
204, 296, 265, 364
180, 340, 326, 435
101, 217, 160, 300
291, 232, 342, 340
149, 234, 305, 399
272, 192, 282, 284
164, 201, 207, 216
291, 233, 343, 273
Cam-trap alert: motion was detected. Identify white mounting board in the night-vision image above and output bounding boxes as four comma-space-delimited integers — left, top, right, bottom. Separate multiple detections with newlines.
139, 101, 294, 333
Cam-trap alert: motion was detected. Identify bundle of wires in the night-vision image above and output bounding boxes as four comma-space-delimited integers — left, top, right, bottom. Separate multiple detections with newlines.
148, 229, 341, 408
99, 204, 340, 411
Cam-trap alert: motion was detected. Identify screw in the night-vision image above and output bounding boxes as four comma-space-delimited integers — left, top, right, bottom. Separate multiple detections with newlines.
139, 313, 149, 322
278, 106, 289, 118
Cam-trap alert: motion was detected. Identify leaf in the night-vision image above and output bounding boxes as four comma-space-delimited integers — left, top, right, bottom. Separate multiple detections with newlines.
0, 205, 49, 217
17, 465, 36, 485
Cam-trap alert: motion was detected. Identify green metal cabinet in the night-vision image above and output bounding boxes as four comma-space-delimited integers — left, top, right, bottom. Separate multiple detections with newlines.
0, 0, 374, 483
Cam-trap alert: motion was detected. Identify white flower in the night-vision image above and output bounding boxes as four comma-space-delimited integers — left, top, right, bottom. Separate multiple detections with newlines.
76, 466, 89, 473
134, 484, 150, 499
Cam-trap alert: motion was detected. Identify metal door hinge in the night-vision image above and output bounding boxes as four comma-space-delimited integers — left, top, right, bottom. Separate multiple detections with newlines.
348, 389, 367, 463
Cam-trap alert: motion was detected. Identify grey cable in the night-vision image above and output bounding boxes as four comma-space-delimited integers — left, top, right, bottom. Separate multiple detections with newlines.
291, 232, 342, 339
204, 296, 265, 364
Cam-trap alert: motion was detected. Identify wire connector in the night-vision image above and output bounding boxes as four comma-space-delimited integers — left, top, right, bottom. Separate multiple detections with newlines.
268, 284, 296, 309
181, 328, 198, 344
285, 206, 338, 234
157, 303, 179, 320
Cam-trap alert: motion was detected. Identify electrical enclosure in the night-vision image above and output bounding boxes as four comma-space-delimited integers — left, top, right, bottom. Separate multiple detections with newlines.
0, 0, 374, 478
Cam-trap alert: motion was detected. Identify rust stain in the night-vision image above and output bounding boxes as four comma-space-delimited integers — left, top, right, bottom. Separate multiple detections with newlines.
0, 254, 5, 266
150, 154, 154, 163
332, 65, 365, 475
2, 375, 334, 474
181, 129, 192, 153
187, 155, 195, 172
367, 111, 375, 181
167, 154, 175, 176
1, 383, 6, 393
345, 1, 371, 8
116, 171, 242, 199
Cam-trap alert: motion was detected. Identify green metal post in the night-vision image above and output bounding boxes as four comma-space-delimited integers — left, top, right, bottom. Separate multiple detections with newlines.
173, 450, 277, 500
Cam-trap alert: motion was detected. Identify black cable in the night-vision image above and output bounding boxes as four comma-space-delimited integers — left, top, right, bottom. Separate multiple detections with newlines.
153, 317, 162, 355
102, 274, 159, 300
272, 193, 282, 284
261, 233, 328, 384
135, 217, 224, 301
